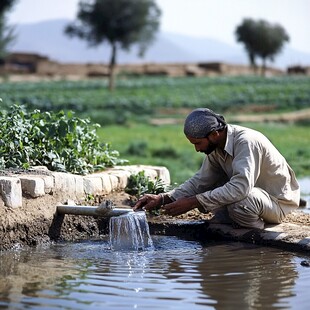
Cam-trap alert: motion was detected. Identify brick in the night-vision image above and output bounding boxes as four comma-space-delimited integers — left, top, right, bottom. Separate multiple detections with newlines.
83, 176, 103, 195
0, 177, 22, 208
41, 175, 54, 194
109, 174, 119, 191
99, 173, 112, 194
74, 175, 84, 197
20, 176, 45, 198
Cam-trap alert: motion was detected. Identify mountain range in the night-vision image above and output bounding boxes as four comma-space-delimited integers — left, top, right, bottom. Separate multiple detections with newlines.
10, 19, 310, 70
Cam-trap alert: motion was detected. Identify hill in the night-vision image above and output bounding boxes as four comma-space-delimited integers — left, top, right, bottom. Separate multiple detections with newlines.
11, 19, 310, 69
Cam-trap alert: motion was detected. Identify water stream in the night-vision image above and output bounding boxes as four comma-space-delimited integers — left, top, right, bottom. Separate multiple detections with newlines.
109, 211, 154, 251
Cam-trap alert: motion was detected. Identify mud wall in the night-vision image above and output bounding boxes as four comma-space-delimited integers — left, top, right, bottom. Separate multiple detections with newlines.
0, 165, 170, 250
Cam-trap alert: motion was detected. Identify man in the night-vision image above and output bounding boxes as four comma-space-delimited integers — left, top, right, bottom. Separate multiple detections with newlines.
134, 108, 300, 229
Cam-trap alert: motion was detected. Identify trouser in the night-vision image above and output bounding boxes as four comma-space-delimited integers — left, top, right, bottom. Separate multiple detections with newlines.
226, 187, 292, 229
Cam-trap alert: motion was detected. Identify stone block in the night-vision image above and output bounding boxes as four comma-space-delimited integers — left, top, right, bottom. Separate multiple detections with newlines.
0, 177, 22, 208
53, 172, 76, 197
110, 164, 171, 188
83, 176, 103, 195
114, 171, 130, 189
100, 173, 112, 194
0, 196, 5, 208
108, 170, 131, 190
20, 176, 45, 198
41, 175, 54, 194
109, 174, 119, 191
141, 168, 158, 180
150, 166, 171, 185
74, 175, 84, 197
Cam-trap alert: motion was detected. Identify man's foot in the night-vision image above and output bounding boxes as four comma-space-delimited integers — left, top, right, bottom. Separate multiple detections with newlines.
208, 207, 233, 224
231, 221, 242, 229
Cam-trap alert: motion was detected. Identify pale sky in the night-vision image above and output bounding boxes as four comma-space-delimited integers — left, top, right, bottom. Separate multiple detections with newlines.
7, 0, 310, 53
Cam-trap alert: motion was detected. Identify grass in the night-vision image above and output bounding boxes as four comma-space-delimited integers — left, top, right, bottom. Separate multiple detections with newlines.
98, 121, 310, 185
98, 123, 204, 185
2, 75, 309, 182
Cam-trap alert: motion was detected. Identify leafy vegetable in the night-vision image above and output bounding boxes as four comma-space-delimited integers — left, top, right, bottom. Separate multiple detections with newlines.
0, 105, 127, 174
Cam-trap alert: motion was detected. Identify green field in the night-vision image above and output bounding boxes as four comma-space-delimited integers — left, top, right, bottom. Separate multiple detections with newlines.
98, 121, 310, 185
1, 75, 309, 182
1, 75, 310, 126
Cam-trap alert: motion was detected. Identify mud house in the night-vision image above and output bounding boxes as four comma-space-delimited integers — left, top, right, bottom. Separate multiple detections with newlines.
2, 52, 289, 78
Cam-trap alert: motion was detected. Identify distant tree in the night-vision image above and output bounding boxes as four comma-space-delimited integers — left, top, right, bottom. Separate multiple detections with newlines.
0, 0, 16, 64
65, 0, 161, 91
235, 18, 289, 76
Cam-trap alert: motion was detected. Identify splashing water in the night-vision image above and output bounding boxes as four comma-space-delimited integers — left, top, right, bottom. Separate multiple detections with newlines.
109, 211, 154, 251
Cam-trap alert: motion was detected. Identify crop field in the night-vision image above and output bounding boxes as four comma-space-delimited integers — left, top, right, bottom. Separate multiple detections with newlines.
1, 75, 309, 183
1, 75, 310, 126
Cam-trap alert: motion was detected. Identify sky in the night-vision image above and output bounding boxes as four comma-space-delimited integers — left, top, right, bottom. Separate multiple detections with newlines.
7, 0, 310, 53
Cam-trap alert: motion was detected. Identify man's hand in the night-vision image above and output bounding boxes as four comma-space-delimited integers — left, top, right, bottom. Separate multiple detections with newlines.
162, 196, 200, 216
133, 194, 161, 211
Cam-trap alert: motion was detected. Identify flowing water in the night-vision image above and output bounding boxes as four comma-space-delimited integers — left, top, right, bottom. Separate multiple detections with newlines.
1, 237, 310, 309
109, 211, 153, 251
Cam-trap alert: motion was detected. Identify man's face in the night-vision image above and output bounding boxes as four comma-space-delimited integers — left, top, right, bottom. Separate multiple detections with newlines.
186, 134, 217, 155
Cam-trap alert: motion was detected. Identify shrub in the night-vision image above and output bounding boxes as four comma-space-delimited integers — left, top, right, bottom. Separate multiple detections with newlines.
125, 170, 166, 198
126, 140, 148, 156
0, 105, 126, 174
151, 146, 179, 158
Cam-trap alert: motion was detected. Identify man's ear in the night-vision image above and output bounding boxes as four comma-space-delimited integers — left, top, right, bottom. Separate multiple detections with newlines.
209, 131, 218, 138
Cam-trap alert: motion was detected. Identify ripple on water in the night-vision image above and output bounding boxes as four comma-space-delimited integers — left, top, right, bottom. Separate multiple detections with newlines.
1, 237, 310, 309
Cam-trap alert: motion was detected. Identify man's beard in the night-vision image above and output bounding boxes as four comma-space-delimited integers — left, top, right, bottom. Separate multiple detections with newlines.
204, 141, 217, 155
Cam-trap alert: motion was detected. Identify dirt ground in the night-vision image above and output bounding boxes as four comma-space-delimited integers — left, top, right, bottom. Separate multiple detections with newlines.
109, 191, 310, 223
0, 189, 309, 250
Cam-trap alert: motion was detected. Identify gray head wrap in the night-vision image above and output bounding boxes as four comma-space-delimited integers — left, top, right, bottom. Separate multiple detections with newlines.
183, 108, 227, 138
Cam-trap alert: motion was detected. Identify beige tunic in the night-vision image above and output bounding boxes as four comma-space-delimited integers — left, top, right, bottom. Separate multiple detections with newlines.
169, 124, 300, 213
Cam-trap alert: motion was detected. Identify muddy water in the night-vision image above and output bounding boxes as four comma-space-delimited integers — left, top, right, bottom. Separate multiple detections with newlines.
1, 237, 310, 309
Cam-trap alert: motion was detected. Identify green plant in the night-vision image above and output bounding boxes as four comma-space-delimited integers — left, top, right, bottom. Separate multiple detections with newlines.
151, 146, 179, 158
125, 170, 166, 198
0, 104, 127, 174
1, 76, 310, 127
126, 140, 148, 156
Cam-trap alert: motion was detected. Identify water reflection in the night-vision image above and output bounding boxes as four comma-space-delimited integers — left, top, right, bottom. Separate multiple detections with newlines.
0, 238, 309, 309
196, 242, 297, 309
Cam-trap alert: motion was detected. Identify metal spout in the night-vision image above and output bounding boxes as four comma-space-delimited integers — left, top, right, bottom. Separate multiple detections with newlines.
57, 200, 134, 217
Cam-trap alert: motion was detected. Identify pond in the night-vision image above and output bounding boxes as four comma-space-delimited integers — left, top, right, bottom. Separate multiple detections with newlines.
1, 236, 310, 310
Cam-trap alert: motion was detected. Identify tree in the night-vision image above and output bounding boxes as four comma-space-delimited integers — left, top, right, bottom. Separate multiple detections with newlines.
235, 18, 289, 75
65, 0, 161, 91
0, 0, 16, 64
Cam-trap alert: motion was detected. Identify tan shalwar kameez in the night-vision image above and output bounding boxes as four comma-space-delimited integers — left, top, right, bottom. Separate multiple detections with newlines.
168, 124, 300, 229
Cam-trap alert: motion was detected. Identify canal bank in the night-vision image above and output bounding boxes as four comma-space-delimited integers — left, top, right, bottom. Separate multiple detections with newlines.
0, 165, 309, 253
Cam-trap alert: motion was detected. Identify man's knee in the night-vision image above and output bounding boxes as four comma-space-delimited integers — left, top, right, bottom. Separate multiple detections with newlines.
227, 199, 265, 229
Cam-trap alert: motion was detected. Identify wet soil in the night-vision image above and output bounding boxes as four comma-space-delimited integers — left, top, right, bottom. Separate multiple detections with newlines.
107, 191, 310, 225
0, 189, 309, 251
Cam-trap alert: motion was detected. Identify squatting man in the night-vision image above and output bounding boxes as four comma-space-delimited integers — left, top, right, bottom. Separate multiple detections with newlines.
134, 108, 300, 229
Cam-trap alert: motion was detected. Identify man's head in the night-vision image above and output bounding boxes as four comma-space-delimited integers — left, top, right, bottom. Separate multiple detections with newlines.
184, 108, 227, 155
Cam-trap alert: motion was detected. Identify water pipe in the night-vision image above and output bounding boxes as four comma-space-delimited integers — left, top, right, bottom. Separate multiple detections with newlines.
57, 200, 134, 217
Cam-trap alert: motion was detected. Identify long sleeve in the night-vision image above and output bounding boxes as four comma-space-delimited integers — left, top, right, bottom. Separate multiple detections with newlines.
168, 155, 228, 201
196, 139, 260, 210
168, 124, 300, 213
